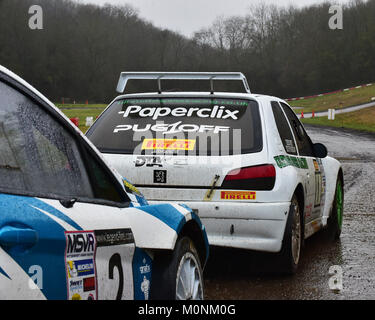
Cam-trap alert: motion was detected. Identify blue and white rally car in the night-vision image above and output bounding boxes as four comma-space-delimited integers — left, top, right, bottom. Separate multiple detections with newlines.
86, 72, 344, 274
0, 66, 208, 300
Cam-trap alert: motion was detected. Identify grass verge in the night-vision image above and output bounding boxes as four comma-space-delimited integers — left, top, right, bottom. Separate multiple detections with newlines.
289, 84, 375, 113
58, 104, 106, 133
301, 106, 375, 133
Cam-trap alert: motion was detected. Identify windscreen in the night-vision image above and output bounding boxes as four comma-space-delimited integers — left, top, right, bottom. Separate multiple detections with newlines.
87, 97, 262, 156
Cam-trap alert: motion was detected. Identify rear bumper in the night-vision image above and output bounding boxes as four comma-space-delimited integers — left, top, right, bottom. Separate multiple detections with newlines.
148, 200, 291, 253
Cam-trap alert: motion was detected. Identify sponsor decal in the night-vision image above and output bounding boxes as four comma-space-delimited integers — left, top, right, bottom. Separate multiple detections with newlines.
314, 169, 323, 208
95, 229, 134, 247
141, 276, 150, 300
65, 231, 98, 300
118, 105, 240, 120
313, 158, 323, 208
154, 170, 167, 184
313, 159, 320, 172
140, 258, 151, 275
83, 277, 96, 292
66, 231, 95, 258
141, 138, 195, 151
133, 248, 153, 300
113, 121, 230, 134
67, 260, 78, 278
135, 156, 163, 167
69, 279, 83, 292
75, 259, 95, 277
322, 174, 326, 193
284, 139, 297, 154
274, 155, 308, 169
220, 191, 256, 200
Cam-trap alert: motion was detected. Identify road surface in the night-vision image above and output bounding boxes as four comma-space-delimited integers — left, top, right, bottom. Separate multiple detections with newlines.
204, 125, 375, 300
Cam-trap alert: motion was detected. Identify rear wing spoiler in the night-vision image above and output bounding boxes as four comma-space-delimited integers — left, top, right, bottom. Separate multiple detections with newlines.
116, 72, 251, 94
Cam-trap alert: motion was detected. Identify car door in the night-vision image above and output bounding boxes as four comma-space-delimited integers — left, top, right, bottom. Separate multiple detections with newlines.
280, 102, 325, 230
0, 74, 137, 300
271, 101, 313, 215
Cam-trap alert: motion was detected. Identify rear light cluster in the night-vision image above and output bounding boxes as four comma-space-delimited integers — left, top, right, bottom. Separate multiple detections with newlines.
221, 164, 276, 191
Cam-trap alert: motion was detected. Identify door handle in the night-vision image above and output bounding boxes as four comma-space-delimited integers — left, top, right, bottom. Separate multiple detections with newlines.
0, 226, 38, 248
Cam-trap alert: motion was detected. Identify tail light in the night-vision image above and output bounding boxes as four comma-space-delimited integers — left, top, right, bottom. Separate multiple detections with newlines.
221, 164, 276, 191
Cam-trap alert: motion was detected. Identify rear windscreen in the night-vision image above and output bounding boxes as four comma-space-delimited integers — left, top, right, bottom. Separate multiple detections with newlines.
86, 97, 262, 156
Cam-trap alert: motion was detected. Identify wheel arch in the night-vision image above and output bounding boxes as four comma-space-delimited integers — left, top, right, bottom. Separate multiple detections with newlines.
294, 183, 305, 240
134, 203, 209, 269
321, 156, 343, 225
178, 219, 209, 268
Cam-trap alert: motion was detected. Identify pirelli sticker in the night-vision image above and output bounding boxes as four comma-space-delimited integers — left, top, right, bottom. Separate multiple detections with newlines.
141, 138, 196, 151
221, 191, 256, 200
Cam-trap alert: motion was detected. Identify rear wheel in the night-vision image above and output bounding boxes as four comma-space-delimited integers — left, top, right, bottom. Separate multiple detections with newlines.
277, 194, 302, 274
150, 236, 204, 300
327, 177, 344, 240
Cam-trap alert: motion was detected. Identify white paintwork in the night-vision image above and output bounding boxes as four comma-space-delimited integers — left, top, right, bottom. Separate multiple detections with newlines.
0, 247, 47, 300
40, 198, 183, 250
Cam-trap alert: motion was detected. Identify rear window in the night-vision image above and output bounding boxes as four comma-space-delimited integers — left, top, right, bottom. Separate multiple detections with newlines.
87, 97, 262, 156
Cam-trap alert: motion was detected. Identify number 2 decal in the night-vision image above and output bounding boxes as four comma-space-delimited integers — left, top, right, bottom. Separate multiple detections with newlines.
108, 253, 124, 300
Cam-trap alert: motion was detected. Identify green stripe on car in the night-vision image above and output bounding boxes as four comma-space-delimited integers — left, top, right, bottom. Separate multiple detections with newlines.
274, 155, 308, 169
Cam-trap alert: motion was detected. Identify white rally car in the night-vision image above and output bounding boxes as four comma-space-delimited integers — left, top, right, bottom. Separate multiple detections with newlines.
86, 72, 344, 274
0, 66, 208, 300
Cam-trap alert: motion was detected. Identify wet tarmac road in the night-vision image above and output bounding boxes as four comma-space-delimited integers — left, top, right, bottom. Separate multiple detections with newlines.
204, 125, 375, 300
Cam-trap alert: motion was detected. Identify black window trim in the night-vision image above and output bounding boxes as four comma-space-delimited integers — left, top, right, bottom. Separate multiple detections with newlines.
272, 101, 299, 156
0, 71, 131, 208
279, 101, 315, 158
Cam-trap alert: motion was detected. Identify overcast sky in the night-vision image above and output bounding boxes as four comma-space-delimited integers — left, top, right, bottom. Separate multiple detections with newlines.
76, 0, 350, 37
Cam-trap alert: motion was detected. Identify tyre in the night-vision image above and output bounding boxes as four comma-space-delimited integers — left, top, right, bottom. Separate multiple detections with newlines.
150, 236, 204, 300
327, 177, 344, 240
277, 194, 302, 274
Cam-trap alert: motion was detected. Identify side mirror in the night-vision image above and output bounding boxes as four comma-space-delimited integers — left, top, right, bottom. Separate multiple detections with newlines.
313, 143, 328, 158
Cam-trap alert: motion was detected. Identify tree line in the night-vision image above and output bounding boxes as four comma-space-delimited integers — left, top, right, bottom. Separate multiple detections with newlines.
0, 0, 374, 103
